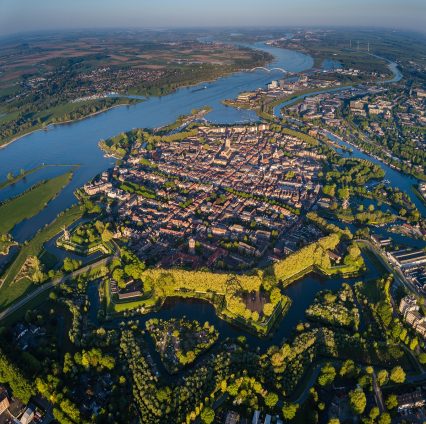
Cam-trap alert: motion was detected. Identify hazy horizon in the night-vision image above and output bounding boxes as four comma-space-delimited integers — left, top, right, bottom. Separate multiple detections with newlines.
1, 0, 425, 37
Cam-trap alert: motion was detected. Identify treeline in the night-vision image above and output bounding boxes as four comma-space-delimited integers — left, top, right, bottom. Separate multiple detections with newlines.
271, 233, 340, 284
307, 212, 352, 239
306, 284, 360, 330
0, 348, 34, 403
120, 329, 261, 423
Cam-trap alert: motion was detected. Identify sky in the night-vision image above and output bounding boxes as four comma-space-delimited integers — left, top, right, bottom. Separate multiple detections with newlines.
1, 0, 425, 36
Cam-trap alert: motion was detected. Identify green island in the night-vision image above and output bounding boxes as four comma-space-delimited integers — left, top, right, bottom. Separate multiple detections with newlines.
306, 284, 360, 331
146, 318, 219, 373
0, 170, 75, 235
0, 165, 47, 190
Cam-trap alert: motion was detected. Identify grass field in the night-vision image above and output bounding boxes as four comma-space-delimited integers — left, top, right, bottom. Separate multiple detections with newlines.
0, 204, 84, 311
0, 171, 73, 234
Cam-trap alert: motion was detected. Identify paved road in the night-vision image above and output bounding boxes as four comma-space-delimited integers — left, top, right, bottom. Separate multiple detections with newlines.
0, 256, 112, 322
372, 371, 385, 413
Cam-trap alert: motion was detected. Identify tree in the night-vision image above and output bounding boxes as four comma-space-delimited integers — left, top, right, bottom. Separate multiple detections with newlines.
369, 406, 379, 420
318, 363, 336, 386
323, 185, 336, 197
282, 402, 299, 421
263, 303, 274, 317
378, 413, 391, 424
340, 359, 356, 378
385, 394, 398, 410
112, 268, 126, 289
390, 366, 405, 383
200, 407, 215, 424
0, 349, 34, 402
409, 337, 418, 351
265, 392, 278, 408
377, 369, 389, 386
347, 244, 361, 259
63, 257, 81, 272
101, 227, 114, 243
337, 187, 350, 200
419, 352, 426, 364
349, 388, 366, 415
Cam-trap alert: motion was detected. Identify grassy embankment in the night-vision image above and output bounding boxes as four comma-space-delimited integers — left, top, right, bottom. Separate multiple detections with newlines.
0, 170, 74, 235
0, 204, 84, 312
413, 185, 426, 207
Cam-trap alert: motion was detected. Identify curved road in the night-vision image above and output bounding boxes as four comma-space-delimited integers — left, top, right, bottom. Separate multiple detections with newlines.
0, 256, 112, 322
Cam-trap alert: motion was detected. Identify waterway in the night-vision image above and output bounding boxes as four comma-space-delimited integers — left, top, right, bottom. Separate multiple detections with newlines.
0, 43, 409, 243
325, 131, 426, 218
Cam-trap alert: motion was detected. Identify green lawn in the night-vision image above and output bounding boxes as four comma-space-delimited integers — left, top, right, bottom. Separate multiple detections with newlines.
0, 171, 73, 234
0, 205, 84, 311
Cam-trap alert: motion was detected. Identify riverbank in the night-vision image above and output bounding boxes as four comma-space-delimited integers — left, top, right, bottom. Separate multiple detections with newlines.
413, 184, 426, 207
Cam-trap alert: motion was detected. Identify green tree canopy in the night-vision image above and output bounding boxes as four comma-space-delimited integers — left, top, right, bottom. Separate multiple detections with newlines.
349, 388, 366, 415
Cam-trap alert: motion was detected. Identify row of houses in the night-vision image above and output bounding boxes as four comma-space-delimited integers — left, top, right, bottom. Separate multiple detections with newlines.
399, 295, 426, 338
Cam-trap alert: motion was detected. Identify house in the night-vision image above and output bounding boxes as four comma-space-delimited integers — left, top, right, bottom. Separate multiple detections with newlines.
20, 405, 35, 424
399, 296, 426, 339
0, 386, 10, 415
371, 234, 392, 247
406, 310, 422, 326
416, 322, 426, 338
252, 410, 260, 424
399, 295, 418, 317
225, 410, 240, 424
397, 389, 426, 411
